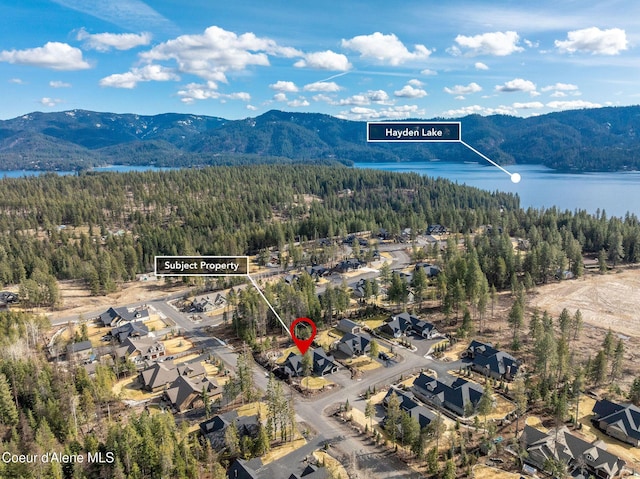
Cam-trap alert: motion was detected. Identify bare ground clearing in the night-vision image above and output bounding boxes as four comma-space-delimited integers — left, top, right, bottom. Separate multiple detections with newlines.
47, 279, 186, 321
529, 268, 640, 339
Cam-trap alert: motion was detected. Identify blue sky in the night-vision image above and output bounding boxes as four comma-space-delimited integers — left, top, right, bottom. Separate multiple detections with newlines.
1, 0, 639, 120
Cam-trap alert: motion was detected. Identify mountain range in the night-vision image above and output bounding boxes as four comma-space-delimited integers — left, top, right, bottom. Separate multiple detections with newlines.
1, 106, 639, 172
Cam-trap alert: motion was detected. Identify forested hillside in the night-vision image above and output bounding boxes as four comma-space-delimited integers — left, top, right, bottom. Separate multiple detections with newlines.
1, 106, 639, 171
0, 165, 638, 299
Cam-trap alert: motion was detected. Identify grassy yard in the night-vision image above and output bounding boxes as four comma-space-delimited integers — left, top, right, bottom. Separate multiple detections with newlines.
315, 328, 343, 349
473, 464, 531, 479
236, 401, 269, 418
261, 437, 306, 464
301, 376, 334, 390
112, 375, 161, 401
164, 337, 194, 355
313, 451, 349, 479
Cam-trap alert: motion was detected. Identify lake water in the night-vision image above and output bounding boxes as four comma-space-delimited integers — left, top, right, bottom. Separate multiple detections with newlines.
354, 161, 640, 218
0, 165, 178, 178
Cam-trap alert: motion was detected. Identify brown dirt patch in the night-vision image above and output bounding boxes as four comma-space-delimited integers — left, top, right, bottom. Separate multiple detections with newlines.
529, 268, 640, 338
47, 279, 186, 321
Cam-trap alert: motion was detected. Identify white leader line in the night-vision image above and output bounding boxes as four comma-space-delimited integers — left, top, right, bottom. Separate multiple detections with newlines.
247, 274, 292, 338
460, 140, 514, 178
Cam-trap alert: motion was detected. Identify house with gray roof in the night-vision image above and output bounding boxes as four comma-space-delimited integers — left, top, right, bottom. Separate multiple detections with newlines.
99, 306, 149, 327
412, 372, 483, 417
337, 332, 372, 358
66, 340, 93, 362
521, 425, 625, 479
383, 387, 435, 429
110, 321, 149, 343
280, 347, 338, 378
227, 458, 262, 479
116, 336, 165, 365
465, 340, 520, 381
165, 374, 221, 412
336, 318, 362, 335
200, 411, 261, 450
140, 360, 206, 392
592, 398, 640, 447
288, 464, 329, 479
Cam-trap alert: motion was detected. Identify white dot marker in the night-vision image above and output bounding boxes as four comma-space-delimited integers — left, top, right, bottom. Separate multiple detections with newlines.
510, 173, 521, 184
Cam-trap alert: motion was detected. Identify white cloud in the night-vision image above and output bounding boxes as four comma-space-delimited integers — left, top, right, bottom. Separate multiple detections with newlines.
513, 101, 544, 109
408, 79, 423, 87
550, 91, 567, 98
524, 39, 539, 48
0, 42, 90, 70
246, 104, 258, 111
546, 100, 602, 110
555, 27, 628, 55
269, 80, 298, 92
495, 78, 537, 93
444, 82, 482, 95
394, 84, 427, 98
338, 104, 426, 121
77, 28, 151, 51
455, 96, 465, 100
453, 31, 524, 56
49, 80, 71, 88
541, 82, 579, 92
312, 94, 333, 103
176, 81, 250, 104
99, 64, 179, 88
421, 68, 437, 76
287, 98, 310, 107
273, 92, 287, 102
336, 89, 391, 106
303, 81, 341, 92
51, 0, 174, 33
9, 78, 24, 84
139, 26, 301, 83
40, 97, 63, 107
341, 32, 432, 65
294, 50, 351, 70
475, 62, 489, 70
442, 104, 517, 117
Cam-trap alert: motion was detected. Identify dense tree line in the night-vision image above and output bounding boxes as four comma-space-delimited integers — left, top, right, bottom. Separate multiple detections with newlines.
0, 165, 638, 298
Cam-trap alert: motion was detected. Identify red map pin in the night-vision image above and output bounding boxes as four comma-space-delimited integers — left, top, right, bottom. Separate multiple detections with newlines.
290, 317, 317, 355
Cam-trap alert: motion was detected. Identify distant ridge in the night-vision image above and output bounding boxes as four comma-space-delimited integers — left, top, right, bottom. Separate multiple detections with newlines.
1, 106, 639, 172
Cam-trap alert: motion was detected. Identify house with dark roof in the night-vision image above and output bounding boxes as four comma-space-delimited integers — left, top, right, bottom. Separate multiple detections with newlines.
288, 464, 329, 479
592, 399, 640, 447
190, 297, 217, 313
337, 332, 372, 358
227, 458, 262, 479
110, 321, 149, 343
165, 375, 221, 412
306, 265, 329, 278
426, 224, 448, 236
66, 340, 93, 362
116, 336, 165, 365
140, 360, 206, 392
200, 411, 260, 450
414, 262, 441, 278
280, 348, 338, 378
465, 340, 520, 381
412, 373, 483, 417
99, 306, 149, 327
334, 258, 363, 273
383, 387, 435, 429
379, 312, 416, 338
520, 425, 625, 479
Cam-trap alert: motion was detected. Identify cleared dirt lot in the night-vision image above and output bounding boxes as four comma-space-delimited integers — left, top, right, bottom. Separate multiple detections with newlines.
529, 268, 640, 339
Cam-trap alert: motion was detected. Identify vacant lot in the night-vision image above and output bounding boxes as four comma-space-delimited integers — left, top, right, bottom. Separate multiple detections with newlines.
529, 268, 640, 339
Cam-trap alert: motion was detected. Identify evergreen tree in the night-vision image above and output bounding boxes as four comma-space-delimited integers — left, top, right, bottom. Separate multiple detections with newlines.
0, 373, 18, 426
